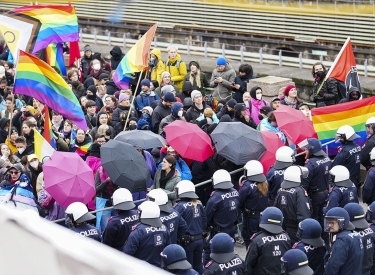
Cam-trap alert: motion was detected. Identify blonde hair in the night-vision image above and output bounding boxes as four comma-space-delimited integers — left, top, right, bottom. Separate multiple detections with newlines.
120, 89, 133, 96
191, 198, 198, 209
257, 181, 268, 197
97, 124, 109, 135
167, 45, 178, 52
189, 69, 201, 88
204, 108, 214, 118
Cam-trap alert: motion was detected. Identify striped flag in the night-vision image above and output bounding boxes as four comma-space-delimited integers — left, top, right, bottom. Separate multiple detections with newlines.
34, 129, 55, 162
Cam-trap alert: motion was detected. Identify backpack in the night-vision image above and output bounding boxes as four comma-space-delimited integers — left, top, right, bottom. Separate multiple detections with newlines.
166, 59, 182, 69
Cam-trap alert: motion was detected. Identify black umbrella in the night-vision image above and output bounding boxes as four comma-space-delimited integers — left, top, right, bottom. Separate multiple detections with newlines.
114, 130, 166, 149
210, 122, 267, 165
100, 140, 150, 192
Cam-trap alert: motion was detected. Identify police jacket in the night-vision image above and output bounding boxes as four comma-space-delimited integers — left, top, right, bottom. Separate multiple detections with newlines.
325, 183, 359, 213
324, 230, 363, 275
361, 134, 375, 171
204, 254, 245, 275
245, 230, 291, 275
363, 167, 375, 205
302, 156, 331, 194
332, 141, 361, 179
356, 227, 375, 275
175, 269, 200, 275
239, 180, 268, 213
70, 224, 102, 242
266, 166, 287, 201
123, 223, 170, 267
102, 209, 139, 250
206, 188, 239, 232
160, 208, 188, 244
274, 186, 311, 227
174, 198, 207, 236
293, 241, 326, 275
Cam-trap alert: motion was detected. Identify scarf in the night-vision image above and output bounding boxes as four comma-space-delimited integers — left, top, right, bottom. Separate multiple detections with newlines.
189, 70, 201, 88
250, 98, 267, 125
284, 97, 298, 109
70, 139, 92, 156
62, 130, 71, 139
160, 168, 175, 189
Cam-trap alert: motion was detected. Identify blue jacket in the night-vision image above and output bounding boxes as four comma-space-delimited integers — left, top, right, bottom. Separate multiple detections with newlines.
362, 167, 375, 205
294, 241, 326, 275
332, 142, 361, 179
70, 224, 102, 242
302, 156, 331, 193
123, 222, 170, 267
325, 184, 359, 213
160, 208, 188, 244
266, 166, 287, 201
136, 92, 160, 110
174, 198, 207, 236
324, 230, 363, 275
158, 158, 192, 181
239, 180, 268, 213
357, 227, 375, 275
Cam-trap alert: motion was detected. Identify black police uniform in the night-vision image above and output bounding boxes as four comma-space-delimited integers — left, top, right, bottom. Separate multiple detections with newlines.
245, 230, 291, 275
204, 254, 245, 275
357, 227, 375, 275
293, 241, 326, 275
238, 180, 268, 249
175, 269, 200, 275
123, 223, 170, 267
160, 208, 188, 244
102, 209, 139, 250
362, 167, 375, 205
332, 141, 362, 189
174, 198, 207, 275
325, 183, 359, 213
70, 224, 102, 242
361, 133, 375, 171
274, 185, 311, 244
370, 223, 375, 275
302, 155, 331, 227
266, 166, 287, 206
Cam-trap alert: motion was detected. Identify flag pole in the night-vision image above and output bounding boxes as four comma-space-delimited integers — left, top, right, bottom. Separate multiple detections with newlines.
123, 73, 143, 131
7, 94, 15, 143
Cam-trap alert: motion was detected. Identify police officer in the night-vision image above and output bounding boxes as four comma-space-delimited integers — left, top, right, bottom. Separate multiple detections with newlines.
281, 249, 313, 275
147, 188, 188, 244
362, 147, 375, 205
205, 169, 239, 264
366, 201, 375, 275
203, 233, 245, 275
293, 218, 326, 275
301, 138, 331, 228
362, 117, 375, 171
344, 203, 375, 275
324, 207, 363, 275
266, 146, 295, 206
102, 188, 138, 250
274, 165, 311, 244
325, 165, 359, 213
174, 180, 207, 275
245, 207, 291, 275
65, 202, 102, 242
332, 125, 362, 189
123, 201, 170, 267
239, 160, 269, 249
161, 244, 199, 275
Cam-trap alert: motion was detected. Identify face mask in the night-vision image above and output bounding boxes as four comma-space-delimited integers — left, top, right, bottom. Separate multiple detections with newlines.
18, 148, 25, 154
256, 94, 262, 100
178, 110, 183, 118
258, 114, 264, 120
87, 94, 96, 100
150, 57, 155, 62
30, 161, 39, 169
142, 113, 150, 120
93, 64, 100, 71
129, 124, 137, 130
315, 71, 324, 78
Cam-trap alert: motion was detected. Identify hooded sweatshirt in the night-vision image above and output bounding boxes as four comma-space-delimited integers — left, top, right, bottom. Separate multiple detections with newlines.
110, 46, 124, 70
248, 86, 269, 125
339, 86, 362, 104
149, 48, 165, 85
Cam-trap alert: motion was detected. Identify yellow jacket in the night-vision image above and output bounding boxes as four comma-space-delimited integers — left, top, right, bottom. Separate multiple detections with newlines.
166, 54, 187, 91
150, 48, 165, 85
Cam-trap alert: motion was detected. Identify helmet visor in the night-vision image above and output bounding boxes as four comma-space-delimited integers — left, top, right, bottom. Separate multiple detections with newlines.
324, 216, 344, 232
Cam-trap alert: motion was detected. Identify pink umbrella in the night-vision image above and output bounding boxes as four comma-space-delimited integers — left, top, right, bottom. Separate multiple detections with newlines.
260, 131, 285, 173
43, 152, 96, 208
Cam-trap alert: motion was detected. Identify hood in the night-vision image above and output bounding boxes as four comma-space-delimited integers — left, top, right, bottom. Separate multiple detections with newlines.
110, 46, 123, 58
250, 86, 262, 99
347, 86, 361, 100
168, 53, 182, 63
182, 81, 193, 93
0, 117, 9, 129
150, 48, 162, 61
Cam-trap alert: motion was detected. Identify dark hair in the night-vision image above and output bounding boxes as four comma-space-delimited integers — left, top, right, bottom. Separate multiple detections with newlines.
239, 63, 253, 75
94, 134, 105, 140
151, 80, 159, 89
85, 100, 97, 108
105, 95, 117, 104
267, 112, 277, 123
15, 136, 27, 144
312, 62, 327, 77
0, 79, 7, 85
22, 120, 34, 128
4, 61, 13, 69
64, 120, 73, 127
164, 154, 176, 169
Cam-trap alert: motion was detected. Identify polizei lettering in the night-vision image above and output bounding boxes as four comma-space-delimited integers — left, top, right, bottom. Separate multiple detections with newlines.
145, 225, 167, 234
219, 258, 243, 271
160, 211, 178, 222
349, 146, 361, 155
316, 157, 331, 165
76, 229, 98, 238
183, 201, 202, 208
120, 214, 139, 225
262, 234, 288, 243
221, 191, 239, 200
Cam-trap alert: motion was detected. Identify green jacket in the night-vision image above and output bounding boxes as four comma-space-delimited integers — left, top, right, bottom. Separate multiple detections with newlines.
151, 169, 181, 207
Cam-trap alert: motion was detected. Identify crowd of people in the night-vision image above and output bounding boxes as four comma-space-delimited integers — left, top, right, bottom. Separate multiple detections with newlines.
0, 41, 373, 275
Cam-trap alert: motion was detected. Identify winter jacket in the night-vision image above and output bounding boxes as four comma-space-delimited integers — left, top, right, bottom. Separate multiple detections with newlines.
165, 53, 187, 91
111, 105, 138, 127
233, 113, 256, 129
158, 114, 182, 135
185, 102, 206, 123
105, 80, 119, 95
183, 60, 210, 94
136, 91, 161, 111
110, 46, 124, 70
232, 73, 255, 103
0, 117, 9, 143
152, 103, 171, 133
311, 77, 338, 106
339, 86, 362, 104
210, 63, 236, 101
151, 169, 181, 207
177, 81, 193, 102
81, 56, 93, 81
71, 81, 85, 99
149, 48, 165, 84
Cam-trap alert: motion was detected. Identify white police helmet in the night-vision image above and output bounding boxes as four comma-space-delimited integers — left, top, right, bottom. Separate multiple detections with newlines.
112, 188, 135, 211
244, 160, 266, 182
281, 165, 309, 188
175, 180, 198, 199
212, 169, 233, 189
138, 201, 162, 228
329, 165, 353, 188
147, 189, 171, 213
274, 146, 295, 169
366, 117, 375, 128
336, 125, 360, 141
65, 202, 95, 223
370, 147, 375, 166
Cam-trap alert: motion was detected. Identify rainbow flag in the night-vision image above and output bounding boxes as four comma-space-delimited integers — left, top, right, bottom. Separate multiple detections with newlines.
113, 23, 157, 90
311, 96, 375, 155
43, 105, 56, 149
14, 50, 87, 130
46, 43, 66, 76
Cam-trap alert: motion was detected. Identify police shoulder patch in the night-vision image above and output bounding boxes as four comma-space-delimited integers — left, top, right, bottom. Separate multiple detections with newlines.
292, 241, 300, 248
210, 191, 215, 197
305, 159, 309, 163
205, 261, 213, 268
173, 203, 178, 208
304, 189, 308, 197
337, 146, 343, 153
131, 224, 138, 231
108, 216, 115, 222
250, 233, 257, 240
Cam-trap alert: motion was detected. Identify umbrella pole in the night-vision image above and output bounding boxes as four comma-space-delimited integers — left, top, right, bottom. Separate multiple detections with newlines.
123, 72, 143, 131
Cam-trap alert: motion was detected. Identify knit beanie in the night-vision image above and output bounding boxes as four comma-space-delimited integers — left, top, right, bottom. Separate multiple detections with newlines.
191, 90, 202, 100
171, 102, 183, 116
141, 79, 151, 87
216, 56, 227, 66
189, 61, 200, 69
227, 99, 237, 109
250, 86, 262, 99
163, 92, 176, 103
89, 143, 101, 158
119, 93, 129, 103
142, 106, 153, 116
99, 73, 109, 81
161, 71, 171, 79
284, 84, 296, 97
161, 85, 174, 95
87, 85, 97, 94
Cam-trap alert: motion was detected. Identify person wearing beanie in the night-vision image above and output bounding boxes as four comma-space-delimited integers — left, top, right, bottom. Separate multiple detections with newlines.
158, 102, 185, 135
216, 98, 237, 120
86, 142, 102, 181
339, 86, 362, 104
161, 85, 182, 104
182, 60, 209, 95
136, 79, 161, 111
128, 117, 138, 131
186, 90, 207, 122
233, 103, 256, 128
98, 73, 109, 84
154, 71, 180, 98
280, 84, 301, 109
165, 45, 187, 91
81, 45, 93, 81
270, 96, 281, 110
148, 48, 165, 85
256, 106, 273, 130
152, 91, 175, 134
177, 81, 194, 102
210, 56, 236, 101
247, 86, 269, 125
232, 63, 255, 103
111, 92, 138, 127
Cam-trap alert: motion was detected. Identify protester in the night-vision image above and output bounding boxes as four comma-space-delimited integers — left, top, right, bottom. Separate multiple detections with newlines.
69, 128, 92, 160
233, 103, 256, 128
280, 84, 301, 109
210, 56, 236, 101
136, 79, 161, 111
310, 62, 338, 107
152, 92, 175, 133
183, 60, 209, 95
148, 48, 165, 85
339, 86, 362, 104
158, 102, 185, 134
165, 45, 187, 91
112, 93, 138, 127
232, 63, 254, 103
185, 90, 207, 123
270, 96, 281, 110
247, 86, 269, 125
90, 112, 116, 139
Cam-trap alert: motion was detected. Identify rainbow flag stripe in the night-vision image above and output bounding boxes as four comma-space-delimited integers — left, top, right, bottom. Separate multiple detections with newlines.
311, 96, 375, 155
14, 50, 87, 130
46, 43, 66, 76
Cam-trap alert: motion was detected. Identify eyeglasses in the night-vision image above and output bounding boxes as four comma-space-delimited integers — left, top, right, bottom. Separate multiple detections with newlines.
97, 140, 106, 144
9, 171, 20, 175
